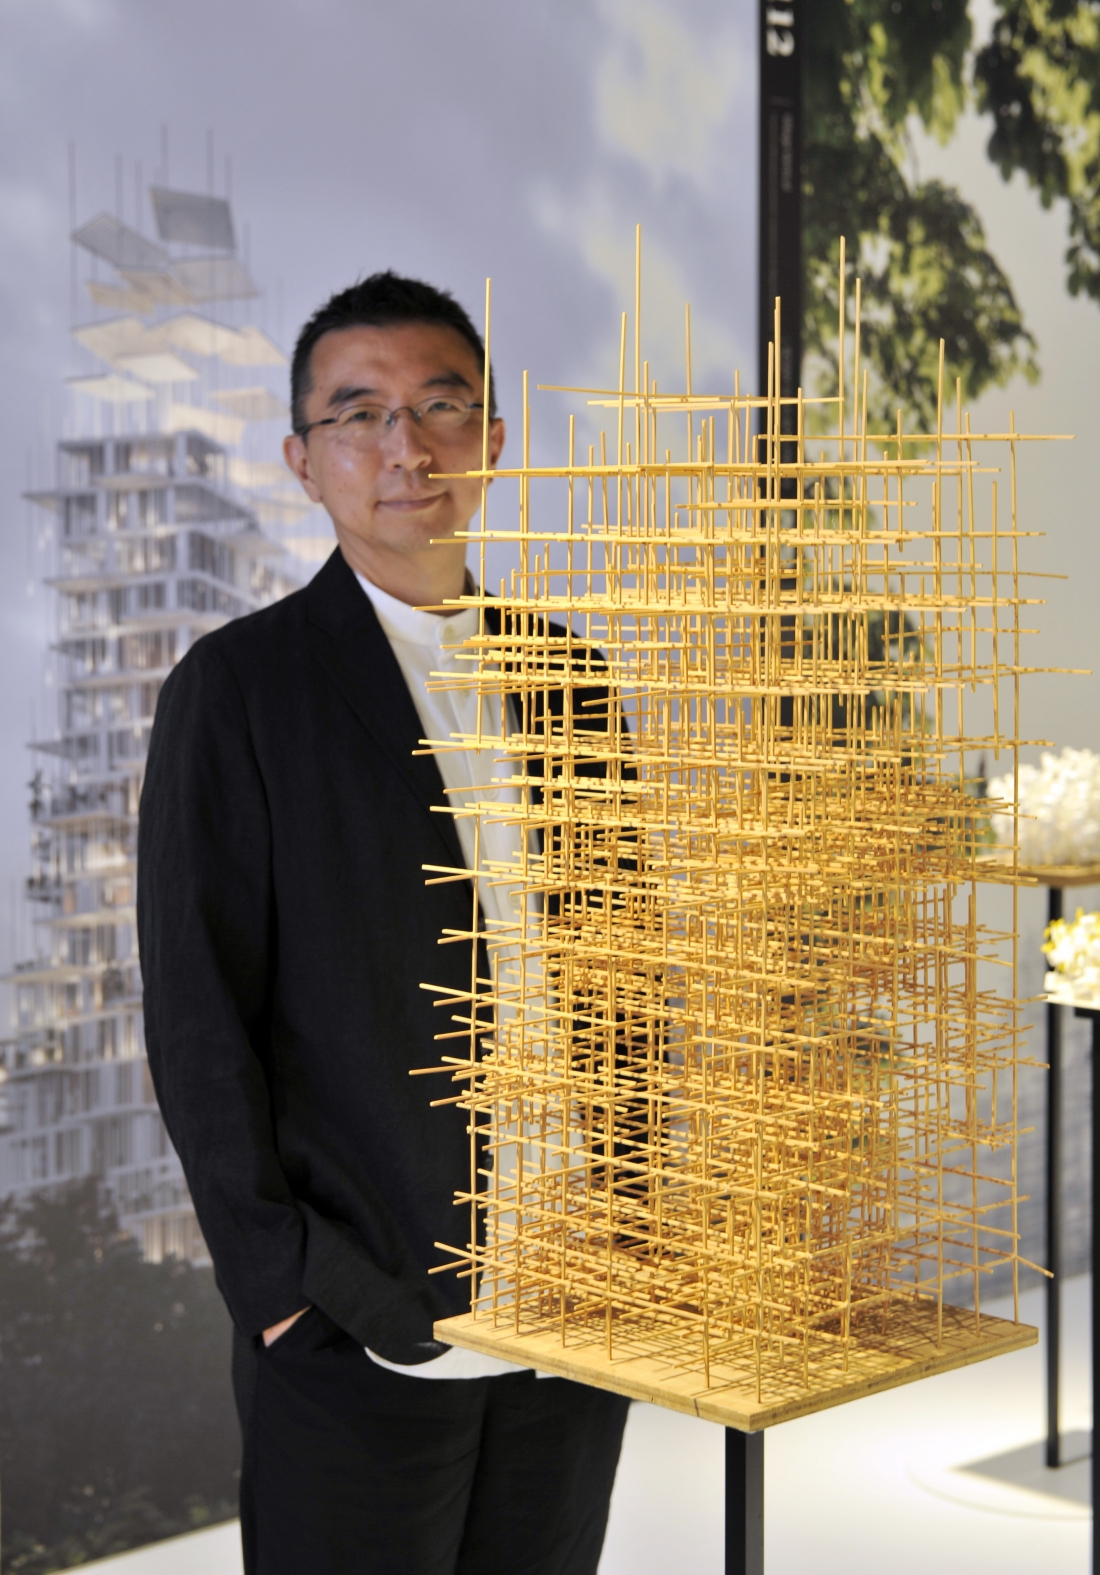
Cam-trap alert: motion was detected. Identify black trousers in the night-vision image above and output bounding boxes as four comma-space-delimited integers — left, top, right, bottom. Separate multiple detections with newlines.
232, 1307, 630, 1575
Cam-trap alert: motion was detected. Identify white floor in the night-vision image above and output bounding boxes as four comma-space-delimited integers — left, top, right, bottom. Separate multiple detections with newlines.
83, 1277, 1092, 1574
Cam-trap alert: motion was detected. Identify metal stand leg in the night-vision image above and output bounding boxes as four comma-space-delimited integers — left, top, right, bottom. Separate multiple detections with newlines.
1084, 1014, 1090, 1568
1046, 884, 1064, 1469
1070, 1005, 1097, 1573
725, 1429, 764, 1575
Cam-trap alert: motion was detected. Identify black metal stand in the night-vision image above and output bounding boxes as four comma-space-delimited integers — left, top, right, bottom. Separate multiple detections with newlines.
725, 1429, 765, 1574
1047, 884, 1064, 1468
1071, 1006, 1097, 1574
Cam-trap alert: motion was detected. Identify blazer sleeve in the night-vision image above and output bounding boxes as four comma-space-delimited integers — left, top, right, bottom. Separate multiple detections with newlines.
137, 640, 307, 1337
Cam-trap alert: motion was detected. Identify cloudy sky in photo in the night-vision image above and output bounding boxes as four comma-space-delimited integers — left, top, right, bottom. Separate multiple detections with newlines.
0, 0, 757, 968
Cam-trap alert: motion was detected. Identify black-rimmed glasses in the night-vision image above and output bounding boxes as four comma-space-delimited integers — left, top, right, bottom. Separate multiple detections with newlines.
296, 395, 485, 444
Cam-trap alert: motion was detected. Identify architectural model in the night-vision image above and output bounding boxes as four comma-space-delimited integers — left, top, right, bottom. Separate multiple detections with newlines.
422, 237, 1054, 1414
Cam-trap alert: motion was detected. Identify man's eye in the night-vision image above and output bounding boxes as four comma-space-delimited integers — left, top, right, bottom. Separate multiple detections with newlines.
423, 398, 463, 415
344, 406, 382, 425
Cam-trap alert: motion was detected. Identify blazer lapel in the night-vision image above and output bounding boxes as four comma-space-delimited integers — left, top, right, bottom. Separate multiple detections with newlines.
304, 550, 466, 873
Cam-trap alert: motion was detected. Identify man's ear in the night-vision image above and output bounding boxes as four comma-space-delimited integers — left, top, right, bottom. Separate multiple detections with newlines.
284, 433, 323, 504
486, 417, 506, 478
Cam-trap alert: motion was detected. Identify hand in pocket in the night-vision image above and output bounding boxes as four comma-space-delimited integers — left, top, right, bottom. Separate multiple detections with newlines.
263, 1306, 311, 1347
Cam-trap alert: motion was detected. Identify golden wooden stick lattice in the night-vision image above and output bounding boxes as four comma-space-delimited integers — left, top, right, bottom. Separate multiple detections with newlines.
417, 233, 1065, 1412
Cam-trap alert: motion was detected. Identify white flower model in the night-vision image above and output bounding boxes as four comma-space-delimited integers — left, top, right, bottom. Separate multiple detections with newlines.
988, 747, 1100, 866
1043, 908, 1100, 1006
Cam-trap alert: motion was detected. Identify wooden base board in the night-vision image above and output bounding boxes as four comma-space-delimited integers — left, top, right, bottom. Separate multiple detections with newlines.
978, 858, 1100, 887
435, 1302, 1037, 1431
1018, 861, 1100, 886
1047, 982, 1100, 1009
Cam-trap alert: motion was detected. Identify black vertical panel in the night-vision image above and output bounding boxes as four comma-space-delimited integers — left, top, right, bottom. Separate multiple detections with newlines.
757, 0, 802, 412
758, 1, 802, 740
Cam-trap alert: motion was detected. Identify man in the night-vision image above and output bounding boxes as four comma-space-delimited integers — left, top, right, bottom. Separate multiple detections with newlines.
137, 273, 630, 1575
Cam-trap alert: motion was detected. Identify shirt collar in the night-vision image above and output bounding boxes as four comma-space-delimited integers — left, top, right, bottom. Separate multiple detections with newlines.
355, 570, 478, 651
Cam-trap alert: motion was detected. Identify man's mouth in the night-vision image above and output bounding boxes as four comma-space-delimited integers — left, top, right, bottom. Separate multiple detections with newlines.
381, 493, 443, 511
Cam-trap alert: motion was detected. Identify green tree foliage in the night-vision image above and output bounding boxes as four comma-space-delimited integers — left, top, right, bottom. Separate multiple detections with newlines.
975, 0, 1100, 299
0, 1181, 240, 1573
804, 0, 1039, 432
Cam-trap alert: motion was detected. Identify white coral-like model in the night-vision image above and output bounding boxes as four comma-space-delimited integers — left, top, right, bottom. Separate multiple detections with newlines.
1043, 907, 1100, 1006
988, 747, 1100, 866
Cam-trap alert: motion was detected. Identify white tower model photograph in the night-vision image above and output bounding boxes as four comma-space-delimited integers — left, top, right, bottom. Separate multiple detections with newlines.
0, 182, 300, 1262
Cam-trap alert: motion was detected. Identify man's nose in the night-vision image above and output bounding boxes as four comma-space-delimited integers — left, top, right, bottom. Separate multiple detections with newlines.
380, 409, 433, 465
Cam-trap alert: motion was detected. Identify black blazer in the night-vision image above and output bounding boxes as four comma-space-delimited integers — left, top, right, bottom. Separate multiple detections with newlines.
137, 547, 617, 1363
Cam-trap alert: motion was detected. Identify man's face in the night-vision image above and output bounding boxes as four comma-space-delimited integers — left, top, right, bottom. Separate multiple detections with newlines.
284, 321, 505, 568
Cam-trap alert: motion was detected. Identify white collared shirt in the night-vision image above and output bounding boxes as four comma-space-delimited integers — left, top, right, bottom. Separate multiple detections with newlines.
355, 572, 534, 1380
361, 575, 526, 946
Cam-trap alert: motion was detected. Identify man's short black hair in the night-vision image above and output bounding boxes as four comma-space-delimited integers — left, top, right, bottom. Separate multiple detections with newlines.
290, 271, 496, 433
